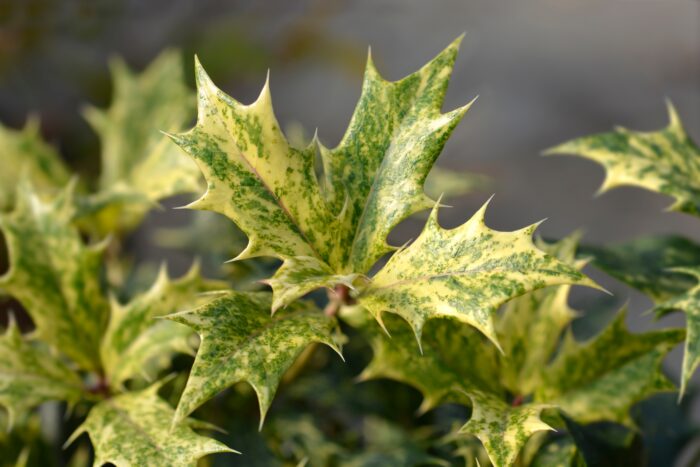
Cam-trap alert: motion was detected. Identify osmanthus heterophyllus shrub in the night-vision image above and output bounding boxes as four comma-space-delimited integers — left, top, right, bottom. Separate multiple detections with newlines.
0, 36, 693, 467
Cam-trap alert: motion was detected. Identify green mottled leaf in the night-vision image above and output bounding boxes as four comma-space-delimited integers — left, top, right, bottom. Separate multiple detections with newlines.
580, 235, 700, 303
498, 233, 583, 395
0, 118, 70, 211
424, 166, 491, 200
546, 103, 700, 216
82, 50, 200, 234
0, 320, 84, 427
459, 391, 552, 467
536, 308, 683, 425
169, 37, 470, 310
167, 291, 343, 427
100, 263, 226, 388
67, 383, 233, 467
358, 201, 595, 348
0, 182, 108, 370
653, 267, 700, 398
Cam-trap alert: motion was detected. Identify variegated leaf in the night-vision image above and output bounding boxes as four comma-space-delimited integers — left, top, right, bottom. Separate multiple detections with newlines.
546, 102, 700, 216
67, 383, 233, 467
0, 320, 84, 428
423, 166, 491, 201
459, 391, 552, 467
100, 263, 226, 388
580, 235, 700, 303
0, 118, 70, 211
82, 50, 200, 234
0, 182, 108, 370
169, 37, 470, 310
358, 200, 595, 348
535, 308, 683, 426
653, 267, 700, 398
167, 291, 343, 427
497, 233, 583, 395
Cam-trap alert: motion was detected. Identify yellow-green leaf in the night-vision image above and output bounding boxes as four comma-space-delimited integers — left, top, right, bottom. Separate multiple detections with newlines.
67, 383, 233, 467
358, 200, 595, 348
653, 267, 700, 398
167, 291, 343, 427
0, 182, 108, 370
535, 308, 683, 426
0, 118, 70, 211
100, 263, 226, 388
82, 50, 201, 234
545, 102, 700, 216
169, 37, 471, 310
0, 320, 84, 428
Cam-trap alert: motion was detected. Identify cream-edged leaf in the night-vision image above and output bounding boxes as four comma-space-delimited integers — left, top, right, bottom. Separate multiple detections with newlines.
653, 267, 700, 398
0, 320, 84, 428
0, 182, 108, 370
0, 118, 70, 211
82, 50, 200, 234
535, 308, 683, 426
100, 263, 226, 387
67, 383, 233, 467
358, 201, 596, 348
167, 291, 343, 427
546, 103, 700, 216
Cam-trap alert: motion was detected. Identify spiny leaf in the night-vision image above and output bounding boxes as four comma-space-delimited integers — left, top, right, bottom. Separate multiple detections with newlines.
67, 383, 233, 467
580, 235, 700, 303
0, 118, 70, 211
459, 390, 553, 467
358, 200, 596, 349
82, 50, 200, 234
535, 308, 683, 426
167, 291, 343, 427
0, 181, 108, 370
100, 263, 227, 388
169, 37, 470, 310
423, 166, 492, 201
497, 233, 583, 395
0, 320, 84, 428
546, 102, 700, 216
653, 267, 700, 398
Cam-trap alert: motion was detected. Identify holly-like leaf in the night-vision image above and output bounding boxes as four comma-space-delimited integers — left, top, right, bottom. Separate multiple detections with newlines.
0, 182, 108, 370
459, 391, 553, 467
67, 383, 233, 467
0, 118, 70, 211
424, 166, 491, 200
546, 102, 700, 216
167, 292, 343, 427
653, 267, 700, 398
358, 200, 595, 348
169, 37, 471, 311
580, 235, 700, 303
82, 50, 200, 234
0, 320, 84, 427
535, 308, 683, 426
100, 263, 226, 388
497, 233, 583, 395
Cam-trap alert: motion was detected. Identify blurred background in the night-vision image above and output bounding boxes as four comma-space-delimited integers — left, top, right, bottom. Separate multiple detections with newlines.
0, 0, 698, 464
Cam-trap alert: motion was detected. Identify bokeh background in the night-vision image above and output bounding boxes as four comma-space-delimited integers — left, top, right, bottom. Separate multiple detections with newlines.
1, 0, 699, 464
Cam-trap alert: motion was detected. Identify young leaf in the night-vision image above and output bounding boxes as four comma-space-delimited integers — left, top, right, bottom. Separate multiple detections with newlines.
0, 182, 108, 370
0, 320, 84, 428
653, 267, 700, 398
82, 50, 201, 234
169, 37, 470, 310
100, 263, 227, 388
67, 383, 233, 467
358, 201, 595, 348
167, 292, 343, 427
535, 308, 683, 426
546, 102, 700, 216
0, 118, 70, 211
497, 234, 583, 395
580, 235, 700, 303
